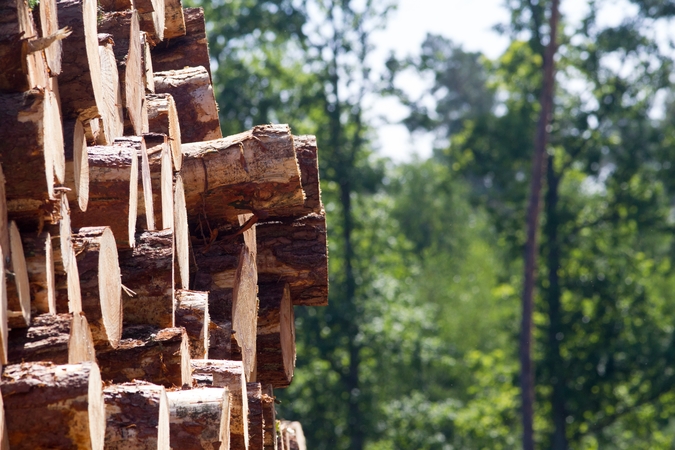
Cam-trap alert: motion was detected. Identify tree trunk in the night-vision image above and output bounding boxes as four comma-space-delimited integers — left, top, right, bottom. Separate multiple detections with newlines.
256, 282, 295, 388
180, 124, 303, 231
70, 138, 139, 247
141, 31, 155, 93
261, 385, 277, 450
163, 0, 186, 39
256, 213, 328, 306
191, 359, 249, 450
144, 133, 172, 230
147, 93, 182, 170
174, 174, 190, 289
57, 0, 106, 123
209, 316, 232, 360
103, 381, 170, 450
7, 222, 31, 328
118, 229, 174, 328
71, 226, 122, 348
136, 0, 164, 44
167, 387, 231, 450
154, 66, 221, 144
63, 118, 90, 212
247, 382, 264, 450
97, 10, 145, 136
35, 0, 65, 76
151, 7, 211, 79
0, 249, 7, 364
97, 40, 125, 145
0, 89, 65, 227
98, 0, 132, 11
175, 289, 209, 359
279, 421, 306, 450
21, 231, 56, 314
1, 361, 105, 450
0, 165, 9, 262
7, 311, 95, 364
97, 325, 192, 387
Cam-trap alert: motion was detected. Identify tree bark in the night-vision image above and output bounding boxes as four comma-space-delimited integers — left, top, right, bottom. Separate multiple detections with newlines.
71, 226, 122, 348
147, 93, 182, 170
256, 283, 295, 388
57, 0, 106, 123
261, 385, 277, 450
63, 118, 90, 212
97, 40, 125, 145
118, 229, 174, 328
256, 213, 328, 306
7, 312, 95, 364
70, 138, 140, 247
97, 11, 145, 136
175, 289, 209, 359
163, 0, 186, 39
7, 222, 31, 328
97, 325, 192, 387
1, 361, 105, 450
21, 231, 56, 314
167, 387, 231, 450
180, 124, 303, 231
247, 382, 264, 450
103, 381, 170, 450
0, 89, 65, 227
520, 2, 559, 449
192, 359, 249, 450
209, 315, 232, 360
154, 66, 221, 143
98, 0, 132, 11
0, 249, 7, 364
151, 7, 211, 79
136, 0, 164, 44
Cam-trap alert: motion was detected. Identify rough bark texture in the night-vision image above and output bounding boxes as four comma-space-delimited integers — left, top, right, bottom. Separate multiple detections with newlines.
118, 229, 174, 328
191, 359, 249, 450
7, 222, 31, 328
175, 289, 209, 359
154, 66, 221, 144
151, 8, 210, 78
261, 385, 277, 450
0, 89, 65, 227
57, 0, 105, 122
7, 312, 95, 364
103, 381, 170, 450
71, 226, 122, 348
180, 124, 303, 231
167, 387, 231, 450
163, 0, 186, 39
21, 231, 56, 314
70, 139, 139, 247
97, 325, 191, 388
257, 213, 328, 306
247, 382, 264, 450
147, 93, 182, 170
209, 315, 232, 360
97, 10, 145, 136
98, 0, 132, 11
256, 283, 295, 388
1, 361, 105, 450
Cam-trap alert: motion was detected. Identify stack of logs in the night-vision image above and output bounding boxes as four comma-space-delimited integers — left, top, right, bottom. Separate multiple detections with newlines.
0, 0, 325, 448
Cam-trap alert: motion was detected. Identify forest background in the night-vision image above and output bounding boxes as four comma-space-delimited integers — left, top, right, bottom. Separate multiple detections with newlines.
186, 0, 675, 448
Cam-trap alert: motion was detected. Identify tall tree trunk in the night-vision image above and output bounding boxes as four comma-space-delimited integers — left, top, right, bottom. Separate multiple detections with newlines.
520, 1, 560, 449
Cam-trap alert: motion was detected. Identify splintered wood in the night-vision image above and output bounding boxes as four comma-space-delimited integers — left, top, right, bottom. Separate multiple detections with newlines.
0, 1, 322, 448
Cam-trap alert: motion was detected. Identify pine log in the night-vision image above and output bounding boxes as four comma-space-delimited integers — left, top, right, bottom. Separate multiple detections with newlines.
256, 283, 295, 388
147, 93, 182, 170
247, 382, 264, 450
21, 231, 56, 314
151, 7, 210, 78
35, 0, 65, 76
97, 325, 191, 387
57, 0, 106, 123
279, 422, 306, 450
167, 387, 230, 450
191, 359, 249, 450
98, 0, 132, 11
154, 66, 221, 143
71, 226, 122, 347
209, 316, 232, 360
174, 174, 190, 289
103, 381, 170, 450
0, 89, 65, 227
1, 361, 105, 450
118, 229, 174, 328
64, 118, 90, 211
7, 312, 95, 364
0, 166, 9, 261
0, 248, 7, 364
97, 11, 145, 136
136, 0, 164, 44
293, 135, 323, 214
98, 41, 124, 144
261, 385, 277, 450
141, 31, 155, 93
180, 124, 303, 230
175, 289, 209, 359
163, 0, 186, 39
0, 389, 7, 450
54, 245, 83, 314
70, 138, 140, 247
144, 132, 171, 230
137, 135, 156, 231
257, 213, 328, 306
7, 222, 31, 328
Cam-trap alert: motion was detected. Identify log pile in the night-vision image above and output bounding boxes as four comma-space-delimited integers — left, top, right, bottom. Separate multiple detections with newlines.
0, 0, 324, 448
